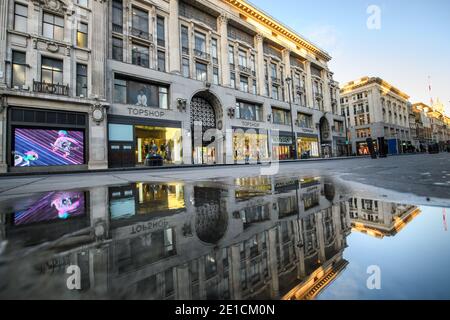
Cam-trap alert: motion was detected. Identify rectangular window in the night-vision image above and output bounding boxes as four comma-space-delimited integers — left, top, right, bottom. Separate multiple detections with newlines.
230, 72, 235, 89
298, 113, 313, 128
77, 22, 88, 48
159, 87, 168, 109
114, 77, 169, 109
112, 0, 123, 33
194, 32, 206, 53
272, 108, 291, 125
156, 16, 165, 47
228, 46, 234, 65
42, 12, 64, 41
238, 50, 247, 67
213, 67, 219, 85
271, 85, 279, 100
131, 7, 149, 40
132, 43, 149, 68
182, 57, 190, 78
181, 25, 189, 55
76, 64, 88, 97
41, 57, 63, 84
235, 101, 263, 121
250, 55, 256, 73
195, 62, 207, 81
252, 81, 257, 95
240, 76, 248, 92
211, 38, 218, 64
12, 51, 26, 88
270, 63, 277, 79
14, 3, 28, 33
157, 50, 166, 72
112, 37, 123, 61
76, 0, 88, 6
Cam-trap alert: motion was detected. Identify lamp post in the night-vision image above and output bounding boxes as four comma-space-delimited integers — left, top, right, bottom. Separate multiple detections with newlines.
285, 77, 298, 159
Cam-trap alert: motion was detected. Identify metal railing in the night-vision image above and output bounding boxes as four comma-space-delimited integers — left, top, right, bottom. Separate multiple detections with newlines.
130, 27, 152, 41
33, 80, 69, 96
193, 49, 210, 60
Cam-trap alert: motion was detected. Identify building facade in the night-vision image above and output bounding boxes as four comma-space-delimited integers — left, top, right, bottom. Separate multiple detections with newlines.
0, 0, 110, 173
340, 77, 411, 156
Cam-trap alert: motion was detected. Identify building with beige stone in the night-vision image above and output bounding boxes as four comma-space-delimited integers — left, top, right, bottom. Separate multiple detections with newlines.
340, 77, 411, 155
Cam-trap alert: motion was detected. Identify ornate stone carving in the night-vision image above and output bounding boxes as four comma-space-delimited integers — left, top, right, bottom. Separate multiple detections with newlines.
91, 99, 106, 125
32, 0, 73, 15
218, 13, 228, 25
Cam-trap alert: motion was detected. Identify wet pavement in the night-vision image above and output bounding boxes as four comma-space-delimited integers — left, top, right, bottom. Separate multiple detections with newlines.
0, 167, 449, 299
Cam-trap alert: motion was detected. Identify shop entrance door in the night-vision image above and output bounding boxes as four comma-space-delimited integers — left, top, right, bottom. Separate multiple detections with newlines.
109, 142, 134, 168
190, 96, 217, 165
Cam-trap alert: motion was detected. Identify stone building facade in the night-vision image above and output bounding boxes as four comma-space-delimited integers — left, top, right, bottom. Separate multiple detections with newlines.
0, 0, 345, 173
340, 77, 411, 155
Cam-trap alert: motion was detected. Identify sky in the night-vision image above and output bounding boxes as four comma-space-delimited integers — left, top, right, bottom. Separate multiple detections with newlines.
252, 0, 450, 115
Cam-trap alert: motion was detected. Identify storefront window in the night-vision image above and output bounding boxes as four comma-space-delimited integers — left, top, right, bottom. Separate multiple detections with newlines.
272, 108, 291, 125
297, 137, 319, 158
235, 101, 263, 122
232, 128, 268, 163
114, 77, 169, 109
135, 125, 182, 164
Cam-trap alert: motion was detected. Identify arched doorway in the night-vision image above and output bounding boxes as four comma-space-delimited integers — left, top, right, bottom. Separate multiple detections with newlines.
319, 116, 332, 158
190, 91, 221, 164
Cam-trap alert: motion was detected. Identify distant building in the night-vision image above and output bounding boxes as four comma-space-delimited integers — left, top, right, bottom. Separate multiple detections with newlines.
340, 77, 411, 155
410, 102, 433, 150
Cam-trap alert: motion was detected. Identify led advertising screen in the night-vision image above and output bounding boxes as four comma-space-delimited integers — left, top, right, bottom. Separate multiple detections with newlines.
13, 128, 85, 166
13, 191, 86, 226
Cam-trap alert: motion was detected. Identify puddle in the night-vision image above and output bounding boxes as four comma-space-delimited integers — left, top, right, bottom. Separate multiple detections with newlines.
0, 174, 449, 300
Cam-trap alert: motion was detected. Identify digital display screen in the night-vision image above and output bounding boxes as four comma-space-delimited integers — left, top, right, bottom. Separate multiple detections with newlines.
13, 191, 86, 226
13, 128, 85, 166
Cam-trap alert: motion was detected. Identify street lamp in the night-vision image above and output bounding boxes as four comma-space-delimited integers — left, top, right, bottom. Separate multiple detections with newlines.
285, 77, 298, 160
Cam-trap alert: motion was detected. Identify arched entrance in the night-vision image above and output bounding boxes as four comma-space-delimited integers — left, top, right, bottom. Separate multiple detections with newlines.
319, 116, 332, 158
190, 91, 222, 164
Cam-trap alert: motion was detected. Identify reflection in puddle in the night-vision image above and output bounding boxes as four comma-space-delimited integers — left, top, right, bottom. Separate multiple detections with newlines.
0, 175, 446, 299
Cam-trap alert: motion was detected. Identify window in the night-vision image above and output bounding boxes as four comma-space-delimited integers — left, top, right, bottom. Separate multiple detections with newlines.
76, 0, 88, 6
76, 64, 87, 97
194, 32, 206, 53
113, 79, 127, 104
41, 57, 63, 86
42, 12, 64, 41
77, 22, 88, 48
112, 0, 123, 32
211, 38, 218, 64
230, 72, 235, 89
213, 67, 219, 85
11, 51, 26, 88
298, 113, 313, 128
14, 3, 27, 33
252, 81, 257, 95
271, 85, 279, 100
112, 37, 123, 61
250, 55, 256, 73
159, 87, 168, 109
235, 101, 263, 121
270, 63, 277, 79
181, 25, 189, 54
157, 50, 165, 72
228, 46, 234, 65
272, 108, 291, 125
156, 16, 165, 47
131, 7, 149, 40
238, 50, 247, 67
132, 43, 149, 68
195, 62, 207, 81
182, 58, 189, 77
240, 76, 248, 92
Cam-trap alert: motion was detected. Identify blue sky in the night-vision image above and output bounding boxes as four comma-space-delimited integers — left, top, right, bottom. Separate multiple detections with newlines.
252, 0, 450, 114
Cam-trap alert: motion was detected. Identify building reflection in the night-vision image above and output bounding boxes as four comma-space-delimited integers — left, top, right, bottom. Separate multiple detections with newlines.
0, 177, 419, 300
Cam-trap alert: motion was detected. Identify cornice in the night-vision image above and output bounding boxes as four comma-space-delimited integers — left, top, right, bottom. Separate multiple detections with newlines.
222, 0, 332, 62
341, 77, 410, 100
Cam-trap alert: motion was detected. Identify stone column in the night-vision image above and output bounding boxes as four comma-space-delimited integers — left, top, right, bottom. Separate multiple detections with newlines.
255, 33, 265, 96
0, 0, 8, 87
168, 0, 181, 74
315, 211, 326, 263
176, 264, 191, 299
91, 0, 107, 99
322, 71, 332, 113
219, 14, 230, 87
230, 245, 241, 299
304, 61, 314, 108
268, 227, 280, 299
282, 49, 291, 99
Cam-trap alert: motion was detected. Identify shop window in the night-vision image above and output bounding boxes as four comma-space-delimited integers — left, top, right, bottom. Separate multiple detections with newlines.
11, 51, 26, 88
14, 3, 28, 33
113, 77, 169, 109
233, 129, 269, 163
235, 101, 263, 122
42, 12, 64, 41
76, 64, 87, 97
272, 108, 291, 125
77, 22, 88, 48
135, 125, 182, 164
